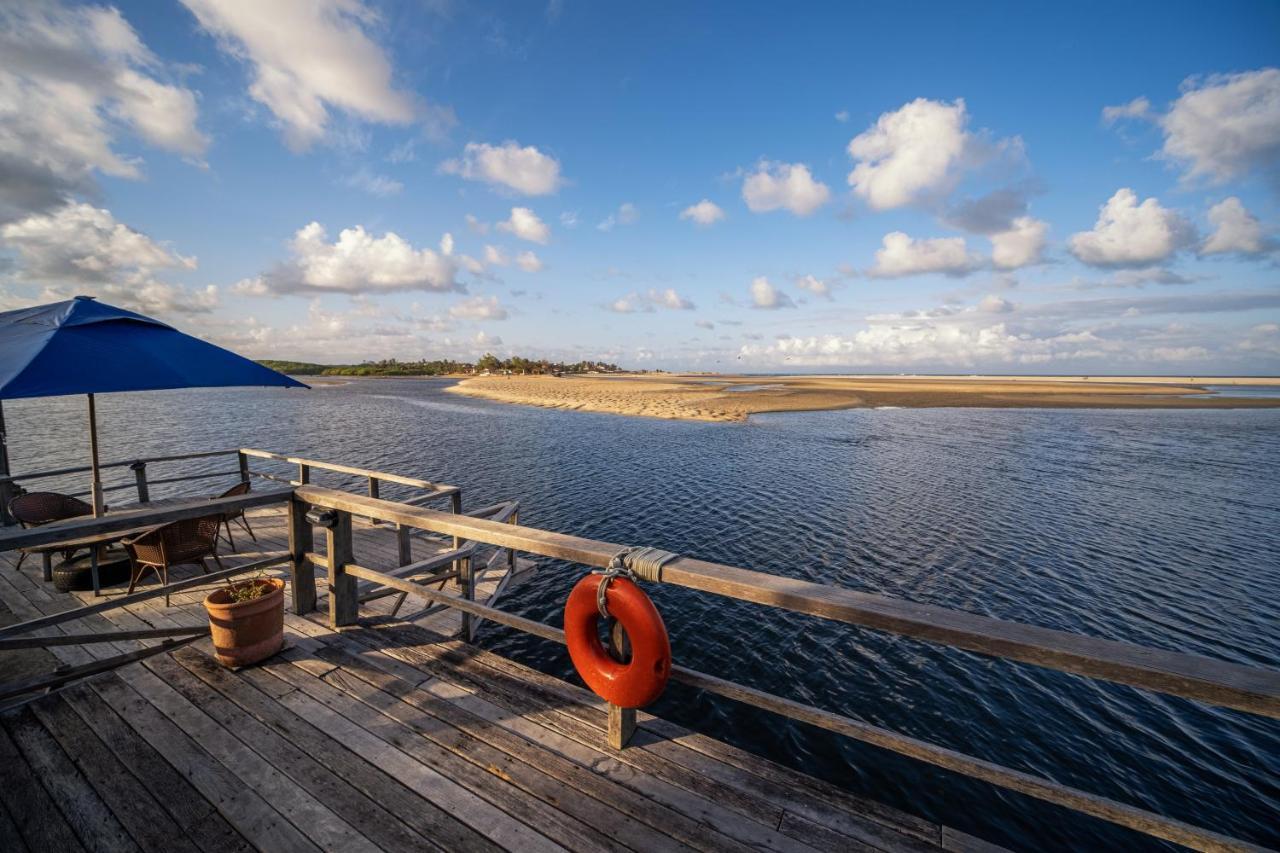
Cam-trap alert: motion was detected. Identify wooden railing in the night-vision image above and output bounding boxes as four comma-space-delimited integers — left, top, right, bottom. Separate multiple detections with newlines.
291, 485, 1277, 853
0, 447, 461, 524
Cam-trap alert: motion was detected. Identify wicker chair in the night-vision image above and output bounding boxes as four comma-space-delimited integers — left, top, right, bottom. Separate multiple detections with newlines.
122, 515, 224, 605
8, 492, 94, 572
215, 481, 257, 552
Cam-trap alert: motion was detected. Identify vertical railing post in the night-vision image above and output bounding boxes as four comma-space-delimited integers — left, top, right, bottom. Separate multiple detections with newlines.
130, 461, 150, 504
288, 495, 316, 614
327, 510, 357, 628
298, 463, 310, 486
0, 478, 14, 527
449, 489, 463, 602
508, 508, 518, 573
237, 450, 250, 485
396, 525, 411, 567
607, 620, 636, 748
367, 476, 380, 525
459, 552, 474, 642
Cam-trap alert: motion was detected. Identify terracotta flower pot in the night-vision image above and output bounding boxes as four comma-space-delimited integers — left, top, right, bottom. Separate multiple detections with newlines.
204, 578, 285, 668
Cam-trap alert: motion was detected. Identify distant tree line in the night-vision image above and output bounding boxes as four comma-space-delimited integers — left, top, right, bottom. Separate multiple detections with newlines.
258, 354, 623, 377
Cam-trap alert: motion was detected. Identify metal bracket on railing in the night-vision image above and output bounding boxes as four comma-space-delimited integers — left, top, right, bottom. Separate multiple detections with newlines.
305, 509, 338, 529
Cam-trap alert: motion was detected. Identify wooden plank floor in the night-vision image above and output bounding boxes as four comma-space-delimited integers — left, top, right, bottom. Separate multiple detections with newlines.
0, 504, 1002, 852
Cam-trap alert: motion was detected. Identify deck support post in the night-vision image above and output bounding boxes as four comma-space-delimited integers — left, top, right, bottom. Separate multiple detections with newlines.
288, 495, 316, 615
130, 461, 150, 504
608, 704, 636, 749
237, 450, 250, 485
367, 477, 380, 525
326, 510, 357, 628
459, 553, 474, 641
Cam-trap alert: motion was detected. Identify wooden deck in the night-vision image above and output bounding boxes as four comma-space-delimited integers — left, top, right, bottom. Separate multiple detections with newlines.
0, 505, 1000, 852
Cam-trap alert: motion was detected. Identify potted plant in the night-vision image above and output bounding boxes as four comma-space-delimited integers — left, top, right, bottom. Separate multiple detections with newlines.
203, 574, 286, 668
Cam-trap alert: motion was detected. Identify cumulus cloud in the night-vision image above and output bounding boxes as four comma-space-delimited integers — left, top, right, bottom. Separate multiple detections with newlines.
1159, 68, 1280, 186
0, 2, 207, 223
679, 199, 725, 227
439, 140, 563, 195
483, 245, 508, 266
496, 207, 550, 244
246, 221, 458, 295
742, 162, 830, 216
598, 202, 638, 231
990, 216, 1048, 269
449, 295, 508, 320
2, 202, 194, 282
869, 232, 983, 278
749, 276, 795, 309
609, 288, 695, 313
180, 0, 418, 150
515, 250, 543, 272
1068, 188, 1194, 268
793, 274, 832, 299
846, 98, 1016, 210
1200, 197, 1275, 257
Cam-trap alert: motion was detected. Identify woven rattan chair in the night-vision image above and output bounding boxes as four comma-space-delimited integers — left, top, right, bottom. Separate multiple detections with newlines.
8, 492, 94, 572
122, 515, 224, 605
215, 481, 256, 552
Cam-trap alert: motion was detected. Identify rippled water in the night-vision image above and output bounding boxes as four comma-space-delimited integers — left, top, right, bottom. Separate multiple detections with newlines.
4, 378, 1277, 850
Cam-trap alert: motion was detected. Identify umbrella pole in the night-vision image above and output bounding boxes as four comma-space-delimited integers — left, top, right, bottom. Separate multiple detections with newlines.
88, 393, 104, 517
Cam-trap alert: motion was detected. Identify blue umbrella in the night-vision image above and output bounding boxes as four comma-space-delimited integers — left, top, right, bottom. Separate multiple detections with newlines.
0, 295, 307, 516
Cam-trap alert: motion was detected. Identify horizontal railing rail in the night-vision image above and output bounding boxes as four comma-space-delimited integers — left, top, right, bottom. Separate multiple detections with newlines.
290, 485, 1277, 853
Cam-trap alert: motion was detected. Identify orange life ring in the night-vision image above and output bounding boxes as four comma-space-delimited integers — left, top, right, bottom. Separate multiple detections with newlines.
564, 574, 671, 708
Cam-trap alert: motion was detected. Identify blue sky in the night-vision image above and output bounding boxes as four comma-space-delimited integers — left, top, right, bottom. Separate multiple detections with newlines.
1, 0, 1278, 373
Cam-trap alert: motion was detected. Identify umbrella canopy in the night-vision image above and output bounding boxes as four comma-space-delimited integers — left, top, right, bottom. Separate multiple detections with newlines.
0, 295, 306, 399
0, 295, 307, 516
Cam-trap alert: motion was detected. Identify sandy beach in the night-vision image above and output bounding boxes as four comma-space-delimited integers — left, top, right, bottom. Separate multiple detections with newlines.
445, 374, 1280, 422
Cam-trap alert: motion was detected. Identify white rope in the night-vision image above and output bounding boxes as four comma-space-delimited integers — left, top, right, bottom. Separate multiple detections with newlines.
592, 546, 678, 618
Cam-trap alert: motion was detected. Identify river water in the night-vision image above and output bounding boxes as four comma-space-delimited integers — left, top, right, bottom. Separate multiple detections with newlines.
4, 377, 1277, 850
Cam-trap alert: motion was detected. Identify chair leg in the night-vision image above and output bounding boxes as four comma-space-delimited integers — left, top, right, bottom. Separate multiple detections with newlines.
14, 552, 26, 571
211, 553, 225, 572
163, 565, 170, 607
199, 557, 211, 575
223, 519, 236, 552
236, 515, 257, 542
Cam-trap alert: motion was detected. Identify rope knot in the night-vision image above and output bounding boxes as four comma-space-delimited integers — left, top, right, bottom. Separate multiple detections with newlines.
591, 546, 679, 618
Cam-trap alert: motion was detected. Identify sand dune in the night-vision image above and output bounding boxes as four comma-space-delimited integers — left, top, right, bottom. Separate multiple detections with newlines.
445, 374, 1280, 422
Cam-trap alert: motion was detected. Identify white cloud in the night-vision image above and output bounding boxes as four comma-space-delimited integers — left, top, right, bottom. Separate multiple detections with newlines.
847, 98, 977, 210
341, 167, 403, 197
869, 232, 983, 278
0, 2, 207, 223
597, 202, 639, 232
793, 274, 832, 299
679, 199, 725, 227
978, 294, 1014, 314
465, 214, 489, 235
1, 201, 197, 284
1159, 68, 1280, 185
496, 207, 550, 244
250, 221, 457, 294
449, 295, 508, 320
1102, 97, 1152, 124
742, 162, 830, 216
609, 288, 695, 313
180, 0, 418, 150
1200, 197, 1274, 257
483, 245, 508, 266
1068, 188, 1194, 268
439, 140, 562, 195
559, 211, 579, 228
515, 250, 543, 272
749, 276, 795, 309
990, 216, 1048, 269
439, 233, 454, 255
